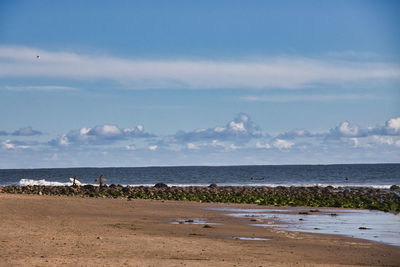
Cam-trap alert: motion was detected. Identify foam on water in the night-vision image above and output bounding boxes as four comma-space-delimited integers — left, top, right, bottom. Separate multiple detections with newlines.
18, 179, 72, 187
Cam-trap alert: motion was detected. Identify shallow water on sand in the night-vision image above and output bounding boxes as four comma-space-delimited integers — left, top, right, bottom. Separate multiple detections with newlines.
214, 207, 400, 247
233, 237, 271, 241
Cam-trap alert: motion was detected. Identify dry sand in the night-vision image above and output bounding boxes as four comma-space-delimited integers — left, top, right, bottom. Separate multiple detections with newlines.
0, 194, 399, 266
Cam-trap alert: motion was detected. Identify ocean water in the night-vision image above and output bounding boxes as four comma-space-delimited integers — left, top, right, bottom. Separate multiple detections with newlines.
0, 164, 399, 188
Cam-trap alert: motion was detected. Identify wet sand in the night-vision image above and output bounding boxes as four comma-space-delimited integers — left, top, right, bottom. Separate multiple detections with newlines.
0, 194, 399, 266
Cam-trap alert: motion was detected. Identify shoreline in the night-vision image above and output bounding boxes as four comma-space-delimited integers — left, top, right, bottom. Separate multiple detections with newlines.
0, 194, 399, 266
1, 184, 399, 213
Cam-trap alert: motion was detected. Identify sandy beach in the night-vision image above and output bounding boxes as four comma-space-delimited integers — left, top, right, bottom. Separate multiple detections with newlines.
0, 194, 399, 266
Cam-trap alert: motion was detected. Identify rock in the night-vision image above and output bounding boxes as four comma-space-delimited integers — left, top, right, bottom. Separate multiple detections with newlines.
209, 184, 218, 188
82, 185, 95, 191
154, 183, 168, 188
390, 185, 400, 191
203, 224, 213, 228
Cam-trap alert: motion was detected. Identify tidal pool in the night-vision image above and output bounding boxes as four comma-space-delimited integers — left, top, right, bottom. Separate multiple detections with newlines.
213, 207, 400, 247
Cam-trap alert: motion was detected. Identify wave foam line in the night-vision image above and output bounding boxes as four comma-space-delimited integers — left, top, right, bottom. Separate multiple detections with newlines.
12, 179, 394, 189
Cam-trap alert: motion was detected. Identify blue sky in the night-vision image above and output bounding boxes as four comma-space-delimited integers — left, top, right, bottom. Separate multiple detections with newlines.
0, 0, 399, 168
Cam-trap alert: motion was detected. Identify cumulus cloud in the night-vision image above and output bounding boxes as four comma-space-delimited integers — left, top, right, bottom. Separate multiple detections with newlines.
49, 124, 154, 146
273, 139, 294, 149
125, 145, 136, 151
270, 117, 400, 142
369, 117, 400, 136
0, 127, 43, 136
1, 140, 32, 150
162, 113, 262, 145
12, 126, 43, 136
372, 136, 400, 147
148, 145, 158, 151
1, 46, 399, 90
187, 143, 199, 150
386, 118, 400, 134
327, 121, 366, 138
276, 129, 313, 139
255, 141, 271, 149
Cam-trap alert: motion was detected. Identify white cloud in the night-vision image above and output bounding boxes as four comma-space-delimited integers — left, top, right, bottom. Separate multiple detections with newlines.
58, 134, 70, 146
373, 136, 393, 145
255, 141, 271, 149
187, 143, 199, 150
125, 145, 136, 151
338, 122, 361, 137
12, 126, 42, 136
273, 139, 294, 149
49, 124, 154, 146
385, 117, 400, 134
148, 145, 158, 151
365, 117, 400, 136
242, 94, 378, 103
91, 125, 122, 138
276, 129, 313, 139
328, 121, 365, 138
160, 113, 262, 145
372, 136, 400, 147
1, 140, 31, 150
1, 46, 399, 90
228, 121, 246, 132
2, 85, 78, 91
0, 126, 43, 136
350, 138, 359, 147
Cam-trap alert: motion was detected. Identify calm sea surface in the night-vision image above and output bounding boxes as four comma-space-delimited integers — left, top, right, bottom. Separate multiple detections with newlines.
0, 164, 399, 188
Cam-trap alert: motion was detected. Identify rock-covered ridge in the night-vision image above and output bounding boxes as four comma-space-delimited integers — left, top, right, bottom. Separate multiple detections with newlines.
1, 184, 399, 213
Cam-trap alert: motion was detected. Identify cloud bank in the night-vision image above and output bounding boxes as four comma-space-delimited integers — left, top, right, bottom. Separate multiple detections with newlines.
0, 127, 42, 136
1, 46, 399, 90
1, 115, 399, 167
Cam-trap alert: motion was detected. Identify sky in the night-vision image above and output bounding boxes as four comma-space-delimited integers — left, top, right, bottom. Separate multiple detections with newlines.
0, 0, 399, 168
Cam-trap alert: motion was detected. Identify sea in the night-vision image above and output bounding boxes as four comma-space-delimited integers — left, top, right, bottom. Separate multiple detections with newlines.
0, 163, 399, 188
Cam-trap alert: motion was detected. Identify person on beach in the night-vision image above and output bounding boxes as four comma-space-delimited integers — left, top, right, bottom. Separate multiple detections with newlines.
95, 175, 107, 187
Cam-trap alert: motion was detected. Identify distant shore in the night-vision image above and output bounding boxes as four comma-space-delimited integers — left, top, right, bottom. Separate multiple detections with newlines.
1, 194, 399, 266
1, 183, 399, 212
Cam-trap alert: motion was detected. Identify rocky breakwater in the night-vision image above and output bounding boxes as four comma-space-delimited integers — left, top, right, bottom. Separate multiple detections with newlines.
1, 184, 399, 213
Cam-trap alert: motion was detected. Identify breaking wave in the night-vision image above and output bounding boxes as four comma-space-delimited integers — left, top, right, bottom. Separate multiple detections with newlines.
18, 179, 71, 186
